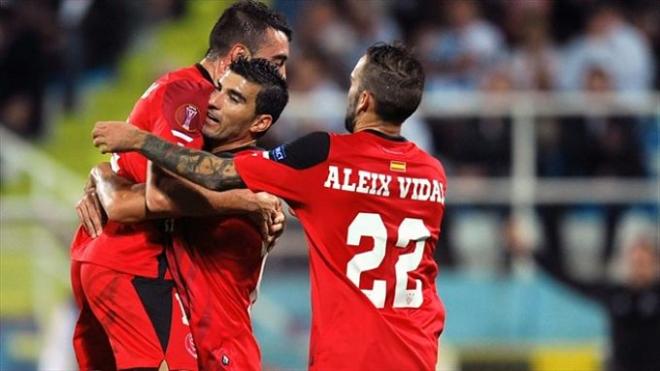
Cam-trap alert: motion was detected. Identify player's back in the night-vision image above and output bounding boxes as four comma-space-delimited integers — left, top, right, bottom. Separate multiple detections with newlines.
72, 64, 212, 278
306, 130, 446, 370
235, 129, 447, 370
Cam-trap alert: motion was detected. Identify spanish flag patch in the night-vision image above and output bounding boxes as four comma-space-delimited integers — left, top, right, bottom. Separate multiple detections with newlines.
390, 161, 406, 172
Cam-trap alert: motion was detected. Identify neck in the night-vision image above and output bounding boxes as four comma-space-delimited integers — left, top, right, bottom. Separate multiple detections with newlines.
199, 57, 228, 84
207, 137, 257, 154
353, 114, 402, 137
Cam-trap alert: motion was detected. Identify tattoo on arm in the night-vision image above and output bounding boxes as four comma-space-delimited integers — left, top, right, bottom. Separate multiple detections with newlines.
139, 134, 246, 191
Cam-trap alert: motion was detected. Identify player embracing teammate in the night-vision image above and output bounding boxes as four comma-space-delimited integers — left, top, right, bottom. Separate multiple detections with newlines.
71, 1, 291, 370
93, 42, 448, 371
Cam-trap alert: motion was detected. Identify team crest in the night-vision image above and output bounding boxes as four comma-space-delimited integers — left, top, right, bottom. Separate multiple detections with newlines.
175, 104, 199, 132
185, 333, 198, 359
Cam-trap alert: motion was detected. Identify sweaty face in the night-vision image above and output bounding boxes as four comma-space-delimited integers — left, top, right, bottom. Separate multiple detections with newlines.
204, 71, 261, 145
344, 56, 367, 133
253, 28, 290, 78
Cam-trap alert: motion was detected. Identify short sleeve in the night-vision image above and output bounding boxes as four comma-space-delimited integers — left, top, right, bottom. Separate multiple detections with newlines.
150, 79, 211, 148
234, 132, 330, 204
128, 82, 158, 130
116, 79, 212, 182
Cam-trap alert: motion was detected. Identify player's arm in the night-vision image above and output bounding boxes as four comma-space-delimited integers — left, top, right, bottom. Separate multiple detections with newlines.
93, 121, 331, 196
93, 121, 243, 191
146, 161, 282, 219
90, 162, 169, 223
147, 162, 284, 241
75, 172, 106, 237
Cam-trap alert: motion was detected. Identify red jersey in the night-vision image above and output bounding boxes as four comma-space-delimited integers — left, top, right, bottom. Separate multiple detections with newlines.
235, 130, 447, 370
71, 65, 213, 278
167, 148, 267, 370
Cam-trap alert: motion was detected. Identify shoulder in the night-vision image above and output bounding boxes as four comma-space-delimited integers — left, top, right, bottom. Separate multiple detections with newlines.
149, 66, 211, 96
415, 145, 446, 179
156, 65, 202, 84
267, 131, 331, 169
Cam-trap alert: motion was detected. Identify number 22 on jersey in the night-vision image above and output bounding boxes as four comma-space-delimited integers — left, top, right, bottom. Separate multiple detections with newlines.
346, 212, 430, 309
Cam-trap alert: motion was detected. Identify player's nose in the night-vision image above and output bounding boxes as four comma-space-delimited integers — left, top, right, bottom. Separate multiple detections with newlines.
208, 90, 223, 109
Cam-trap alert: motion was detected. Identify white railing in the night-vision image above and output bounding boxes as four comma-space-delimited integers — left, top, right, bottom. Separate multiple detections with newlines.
0, 126, 85, 209
283, 92, 660, 207
0, 125, 81, 359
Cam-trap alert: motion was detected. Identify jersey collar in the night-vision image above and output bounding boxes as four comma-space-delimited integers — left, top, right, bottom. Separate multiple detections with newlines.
363, 129, 407, 142
212, 144, 261, 158
195, 63, 215, 85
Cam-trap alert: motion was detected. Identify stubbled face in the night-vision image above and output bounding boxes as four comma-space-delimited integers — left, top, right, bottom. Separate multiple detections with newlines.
253, 28, 290, 78
204, 70, 261, 145
627, 242, 659, 288
344, 55, 367, 133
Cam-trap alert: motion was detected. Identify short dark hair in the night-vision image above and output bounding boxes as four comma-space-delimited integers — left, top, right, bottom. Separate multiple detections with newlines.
359, 43, 424, 124
207, 0, 292, 59
229, 58, 289, 130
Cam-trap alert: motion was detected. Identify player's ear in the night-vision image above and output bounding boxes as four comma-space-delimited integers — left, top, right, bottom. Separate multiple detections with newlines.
357, 90, 371, 114
250, 114, 273, 136
229, 43, 252, 61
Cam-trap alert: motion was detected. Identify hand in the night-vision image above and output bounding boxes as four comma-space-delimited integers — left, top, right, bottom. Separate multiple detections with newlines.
265, 209, 286, 252
92, 121, 145, 153
76, 187, 106, 238
242, 191, 284, 243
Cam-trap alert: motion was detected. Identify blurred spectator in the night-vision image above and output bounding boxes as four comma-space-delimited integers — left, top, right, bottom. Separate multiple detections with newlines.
429, 65, 512, 177
559, 66, 645, 177
0, 0, 185, 138
508, 222, 660, 371
535, 64, 647, 299
339, 0, 401, 69
508, 10, 560, 90
262, 52, 343, 146
294, 1, 356, 86
293, 0, 400, 88
419, 0, 504, 91
560, 2, 654, 91
0, 0, 60, 138
550, 0, 599, 43
626, 0, 660, 88
538, 65, 645, 177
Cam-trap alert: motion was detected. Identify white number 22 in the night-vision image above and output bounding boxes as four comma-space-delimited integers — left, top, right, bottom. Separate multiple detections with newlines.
346, 213, 430, 309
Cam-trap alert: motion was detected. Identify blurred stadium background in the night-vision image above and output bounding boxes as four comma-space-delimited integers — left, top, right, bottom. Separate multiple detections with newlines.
1, 0, 658, 370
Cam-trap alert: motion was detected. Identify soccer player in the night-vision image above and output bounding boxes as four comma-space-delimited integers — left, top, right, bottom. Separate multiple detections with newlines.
92, 43, 447, 370
71, 1, 291, 369
82, 58, 288, 370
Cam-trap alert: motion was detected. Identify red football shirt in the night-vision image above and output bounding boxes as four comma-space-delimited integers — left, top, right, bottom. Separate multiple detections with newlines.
166, 148, 267, 370
71, 65, 213, 278
170, 216, 266, 370
235, 130, 447, 370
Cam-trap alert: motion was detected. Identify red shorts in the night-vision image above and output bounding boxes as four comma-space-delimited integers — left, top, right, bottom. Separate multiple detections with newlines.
71, 260, 116, 370
72, 261, 198, 370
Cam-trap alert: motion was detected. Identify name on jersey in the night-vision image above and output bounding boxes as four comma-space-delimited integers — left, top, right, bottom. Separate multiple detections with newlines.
323, 165, 445, 204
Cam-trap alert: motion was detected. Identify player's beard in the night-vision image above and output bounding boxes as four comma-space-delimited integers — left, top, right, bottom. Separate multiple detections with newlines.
344, 93, 359, 133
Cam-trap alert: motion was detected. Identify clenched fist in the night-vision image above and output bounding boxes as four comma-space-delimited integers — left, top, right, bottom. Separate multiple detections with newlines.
92, 121, 146, 153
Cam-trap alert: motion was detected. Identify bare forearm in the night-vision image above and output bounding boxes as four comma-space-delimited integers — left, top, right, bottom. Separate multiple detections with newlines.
148, 163, 260, 216
91, 163, 166, 222
138, 133, 245, 191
